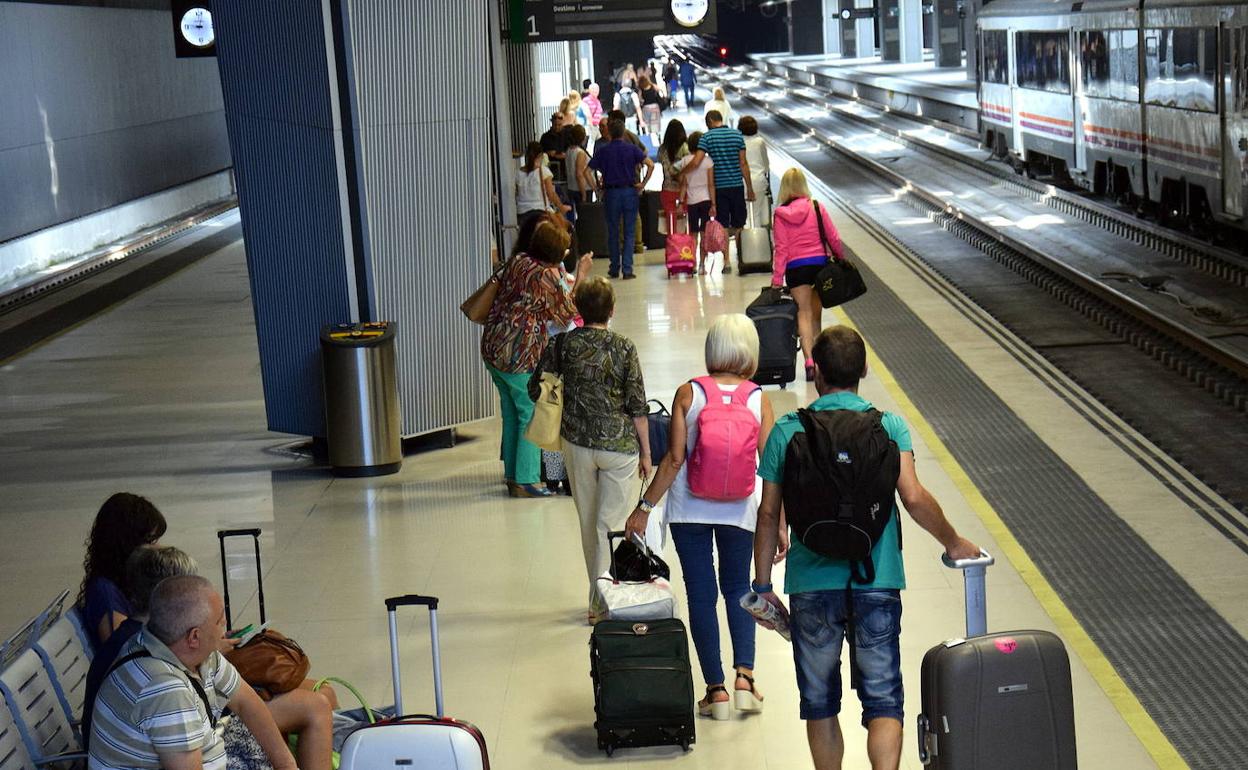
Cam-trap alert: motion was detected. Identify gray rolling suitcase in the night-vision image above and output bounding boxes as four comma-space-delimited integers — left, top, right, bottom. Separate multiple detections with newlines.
918, 552, 1077, 769
737, 198, 773, 274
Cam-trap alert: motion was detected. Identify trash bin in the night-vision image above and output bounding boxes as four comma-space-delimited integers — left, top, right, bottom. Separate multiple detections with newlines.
320, 321, 401, 477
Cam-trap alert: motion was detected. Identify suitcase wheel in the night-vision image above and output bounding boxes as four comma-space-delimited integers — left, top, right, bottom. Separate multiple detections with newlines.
680, 738, 691, 752
605, 744, 615, 758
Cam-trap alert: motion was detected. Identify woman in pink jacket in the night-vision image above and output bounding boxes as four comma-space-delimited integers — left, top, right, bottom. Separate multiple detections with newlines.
771, 168, 844, 381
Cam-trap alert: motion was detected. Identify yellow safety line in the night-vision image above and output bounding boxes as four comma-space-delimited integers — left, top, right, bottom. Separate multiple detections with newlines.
831, 306, 1189, 770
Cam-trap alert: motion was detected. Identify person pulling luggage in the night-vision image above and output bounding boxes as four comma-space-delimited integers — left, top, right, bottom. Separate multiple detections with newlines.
750, 326, 979, 770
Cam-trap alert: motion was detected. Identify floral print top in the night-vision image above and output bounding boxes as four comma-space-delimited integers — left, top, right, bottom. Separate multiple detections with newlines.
480, 255, 577, 373
529, 327, 648, 454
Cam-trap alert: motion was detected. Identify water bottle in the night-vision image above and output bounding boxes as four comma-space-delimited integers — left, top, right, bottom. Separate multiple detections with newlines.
739, 591, 791, 641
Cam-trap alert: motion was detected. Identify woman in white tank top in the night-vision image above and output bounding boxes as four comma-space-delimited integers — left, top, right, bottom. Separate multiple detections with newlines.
626, 314, 781, 721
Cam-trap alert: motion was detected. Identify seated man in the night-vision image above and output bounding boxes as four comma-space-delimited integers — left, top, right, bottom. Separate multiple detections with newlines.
83, 546, 334, 770
89, 574, 297, 770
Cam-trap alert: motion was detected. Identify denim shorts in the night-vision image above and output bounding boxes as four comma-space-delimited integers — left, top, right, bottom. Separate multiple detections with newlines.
789, 589, 904, 724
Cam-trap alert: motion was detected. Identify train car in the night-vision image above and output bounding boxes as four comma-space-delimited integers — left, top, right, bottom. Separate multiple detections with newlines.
977, 0, 1248, 233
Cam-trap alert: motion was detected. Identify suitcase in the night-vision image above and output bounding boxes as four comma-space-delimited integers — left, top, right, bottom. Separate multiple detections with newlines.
745, 287, 799, 387
738, 197, 773, 274
664, 206, 696, 278
917, 552, 1077, 769
641, 190, 665, 249
576, 199, 609, 257
339, 596, 490, 770
591, 617, 695, 757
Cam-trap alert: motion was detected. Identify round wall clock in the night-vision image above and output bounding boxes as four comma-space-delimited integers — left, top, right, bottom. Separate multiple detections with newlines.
671, 0, 710, 28
180, 7, 215, 48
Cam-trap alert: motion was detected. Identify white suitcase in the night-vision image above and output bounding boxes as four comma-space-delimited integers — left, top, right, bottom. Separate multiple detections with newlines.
737, 197, 773, 274
338, 595, 490, 770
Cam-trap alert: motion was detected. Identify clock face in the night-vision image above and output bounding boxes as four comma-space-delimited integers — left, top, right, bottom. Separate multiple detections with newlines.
671, 0, 709, 28
180, 7, 214, 48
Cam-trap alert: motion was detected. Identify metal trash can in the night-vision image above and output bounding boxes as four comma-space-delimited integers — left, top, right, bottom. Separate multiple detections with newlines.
320, 321, 401, 477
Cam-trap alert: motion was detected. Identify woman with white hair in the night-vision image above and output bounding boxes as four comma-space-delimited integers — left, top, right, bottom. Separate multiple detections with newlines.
704, 86, 735, 128
625, 314, 780, 721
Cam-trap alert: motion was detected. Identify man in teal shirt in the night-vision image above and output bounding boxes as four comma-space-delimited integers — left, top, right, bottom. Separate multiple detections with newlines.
752, 325, 979, 770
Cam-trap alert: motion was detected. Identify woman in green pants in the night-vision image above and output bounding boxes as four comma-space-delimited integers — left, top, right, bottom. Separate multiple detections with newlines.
481, 217, 592, 497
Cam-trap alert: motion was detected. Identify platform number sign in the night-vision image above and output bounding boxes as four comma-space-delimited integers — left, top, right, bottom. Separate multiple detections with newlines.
508, 0, 715, 42
171, 0, 216, 58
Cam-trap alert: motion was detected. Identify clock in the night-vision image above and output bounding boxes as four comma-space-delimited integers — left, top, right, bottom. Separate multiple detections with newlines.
671, 0, 710, 28
179, 7, 214, 48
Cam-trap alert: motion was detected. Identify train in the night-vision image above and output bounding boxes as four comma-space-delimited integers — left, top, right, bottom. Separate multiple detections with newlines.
976, 0, 1247, 236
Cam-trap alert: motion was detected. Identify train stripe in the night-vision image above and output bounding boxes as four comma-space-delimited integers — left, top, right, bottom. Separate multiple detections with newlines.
1083, 134, 1143, 155
1147, 135, 1220, 159
1082, 124, 1145, 143
1145, 146, 1220, 173
1019, 111, 1074, 128
1021, 120, 1074, 139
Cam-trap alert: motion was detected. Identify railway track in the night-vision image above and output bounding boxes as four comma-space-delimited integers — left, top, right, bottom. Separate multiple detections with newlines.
677, 52, 1248, 412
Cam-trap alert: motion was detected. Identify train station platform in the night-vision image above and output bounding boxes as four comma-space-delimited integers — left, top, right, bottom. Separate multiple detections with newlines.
747, 51, 979, 133
3, 117, 1243, 768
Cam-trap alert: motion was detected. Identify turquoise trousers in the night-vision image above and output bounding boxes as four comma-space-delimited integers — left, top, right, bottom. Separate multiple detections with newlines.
487, 365, 541, 485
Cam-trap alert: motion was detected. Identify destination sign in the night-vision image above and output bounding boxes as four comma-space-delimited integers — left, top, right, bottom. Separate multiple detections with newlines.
509, 0, 717, 43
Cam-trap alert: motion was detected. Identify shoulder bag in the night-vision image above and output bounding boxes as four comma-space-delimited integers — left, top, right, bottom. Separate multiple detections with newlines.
524, 332, 566, 451
459, 257, 510, 325
812, 201, 867, 308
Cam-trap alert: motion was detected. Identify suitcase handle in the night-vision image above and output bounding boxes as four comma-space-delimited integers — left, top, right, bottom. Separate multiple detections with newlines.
917, 714, 933, 765
217, 529, 266, 629
384, 595, 443, 719
941, 550, 993, 637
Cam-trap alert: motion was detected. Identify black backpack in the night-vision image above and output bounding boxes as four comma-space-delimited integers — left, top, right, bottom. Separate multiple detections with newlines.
782, 408, 901, 584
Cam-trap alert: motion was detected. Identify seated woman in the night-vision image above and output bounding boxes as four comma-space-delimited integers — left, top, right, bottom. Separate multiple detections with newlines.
625, 314, 781, 720
530, 277, 650, 622
76, 492, 167, 650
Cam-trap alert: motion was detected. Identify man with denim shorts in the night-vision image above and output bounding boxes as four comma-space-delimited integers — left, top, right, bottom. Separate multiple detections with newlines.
682, 110, 753, 273
751, 325, 979, 770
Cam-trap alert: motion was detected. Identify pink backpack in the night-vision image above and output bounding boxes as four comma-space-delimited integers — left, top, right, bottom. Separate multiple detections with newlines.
686, 377, 760, 501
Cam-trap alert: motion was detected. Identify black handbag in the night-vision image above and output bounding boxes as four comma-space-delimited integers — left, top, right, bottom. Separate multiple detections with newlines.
608, 531, 671, 582
647, 400, 671, 464
812, 202, 867, 308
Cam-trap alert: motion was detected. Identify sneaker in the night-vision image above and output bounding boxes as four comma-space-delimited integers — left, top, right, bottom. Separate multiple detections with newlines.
608, 271, 620, 279
622, 273, 637, 280
722, 263, 732, 274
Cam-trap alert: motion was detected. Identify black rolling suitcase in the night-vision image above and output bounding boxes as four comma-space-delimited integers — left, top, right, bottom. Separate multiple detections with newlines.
640, 190, 665, 249
918, 552, 1077, 769
745, 287, 799, 387
576, 199, 609, 257
590, 618, 695, 757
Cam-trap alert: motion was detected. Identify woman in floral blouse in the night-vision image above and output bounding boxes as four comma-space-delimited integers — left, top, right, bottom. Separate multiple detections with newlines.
482, 219, 591, 498
529, 277, 651, 621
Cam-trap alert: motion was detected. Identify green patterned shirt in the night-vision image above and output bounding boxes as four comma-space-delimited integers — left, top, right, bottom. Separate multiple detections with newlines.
530, 327, 648, 454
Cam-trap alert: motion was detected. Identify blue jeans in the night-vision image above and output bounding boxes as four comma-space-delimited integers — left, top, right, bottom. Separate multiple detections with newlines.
682, 82, 695, 105
789, 589, 904, 724
603, 187, 639, 276
670, 523, 755, 686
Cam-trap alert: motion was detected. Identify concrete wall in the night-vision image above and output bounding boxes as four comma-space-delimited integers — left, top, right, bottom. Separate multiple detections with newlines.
0, 2, 230, 245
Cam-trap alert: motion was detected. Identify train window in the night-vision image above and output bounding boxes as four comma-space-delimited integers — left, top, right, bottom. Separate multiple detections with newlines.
1144, 27, 1217, 112
982, 30, 1008, 84
1015, 31, 1071, 94
1079, 29, 1139, 101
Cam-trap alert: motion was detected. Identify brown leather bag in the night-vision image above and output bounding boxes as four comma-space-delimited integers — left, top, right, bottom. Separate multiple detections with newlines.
225, 628, 310, 699
460, 259, 510, 325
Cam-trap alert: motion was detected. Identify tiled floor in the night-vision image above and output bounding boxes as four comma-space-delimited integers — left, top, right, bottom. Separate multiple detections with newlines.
6, 115, 1227, 766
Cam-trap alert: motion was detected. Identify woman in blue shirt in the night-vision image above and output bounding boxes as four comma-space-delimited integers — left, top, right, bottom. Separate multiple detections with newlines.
76, 492, 167, 649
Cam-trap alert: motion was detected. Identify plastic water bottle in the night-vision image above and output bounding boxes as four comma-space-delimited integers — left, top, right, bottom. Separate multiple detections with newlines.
739, 591, 791, 641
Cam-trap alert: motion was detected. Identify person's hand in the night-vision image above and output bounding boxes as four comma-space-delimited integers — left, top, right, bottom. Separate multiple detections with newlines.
577, 252, 593, 276
560, 203, 572, 214
944, 537, 981, 561
773, 526, 790, 564
770, 281, 783, 289
624, 508, 649, 541
218, 634, 242, 655
708, 206, 717, 218
746, 189, 756, 202
638, 454, 653, 481
752, 591, 789, 630
634, 181, 645, 191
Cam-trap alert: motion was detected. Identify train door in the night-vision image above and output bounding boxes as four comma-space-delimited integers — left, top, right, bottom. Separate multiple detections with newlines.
1223, 24, 1248, 220
1074, 29, 1087, 173
1010, 28, 1025, 153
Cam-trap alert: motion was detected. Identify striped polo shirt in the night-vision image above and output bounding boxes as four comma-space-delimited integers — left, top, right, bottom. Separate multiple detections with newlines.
88, 628, 241, 770
698, 126, 746, 189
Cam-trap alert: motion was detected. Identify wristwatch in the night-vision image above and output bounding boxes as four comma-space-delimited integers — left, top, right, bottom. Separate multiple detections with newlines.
751, 580, 774, 594
636, 499, 655, 514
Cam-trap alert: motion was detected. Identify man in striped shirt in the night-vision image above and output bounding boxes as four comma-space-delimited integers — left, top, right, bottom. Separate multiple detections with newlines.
682, 110, 755, 273
89, 575, 296, 770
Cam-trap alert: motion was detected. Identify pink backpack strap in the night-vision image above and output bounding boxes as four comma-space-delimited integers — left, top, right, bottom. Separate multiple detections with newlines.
728, 380, 759, 407
692, 376, 723, 406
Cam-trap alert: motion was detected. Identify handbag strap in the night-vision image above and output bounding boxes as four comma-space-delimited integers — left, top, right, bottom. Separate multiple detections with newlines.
108, 649, 217, 729
812, 201, 837, 262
